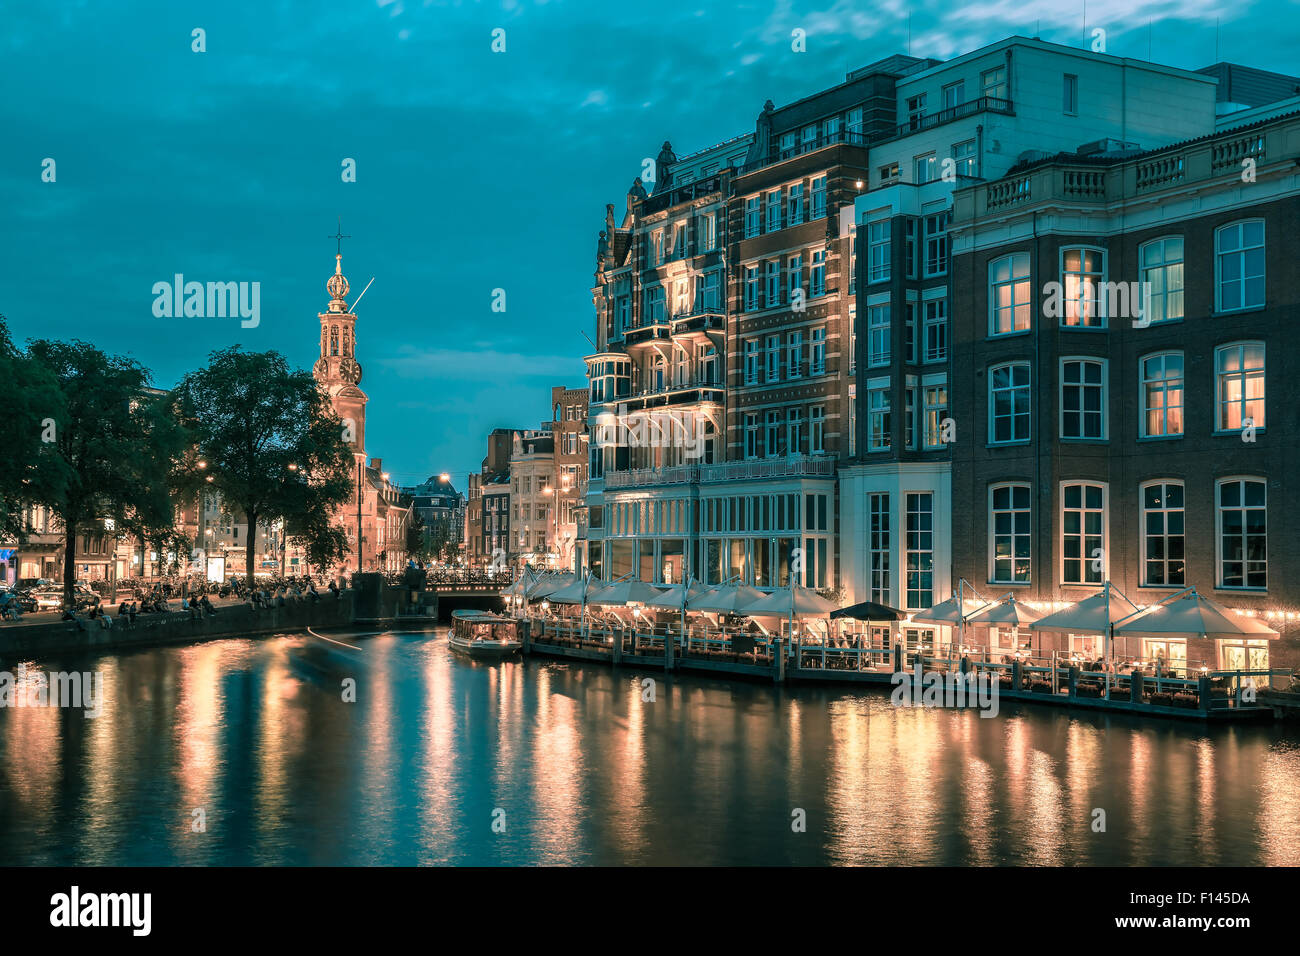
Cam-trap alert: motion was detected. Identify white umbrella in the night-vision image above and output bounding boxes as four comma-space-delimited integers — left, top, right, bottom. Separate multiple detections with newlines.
588, 579, 666, 605
1030, 582, 1141, 695
911, 593, 990, 626
964, 596, 1043, 627
527, 572, 574, 599
644, 581, 710, 609
547, 575, 608, 605
1115, 588, 1278, 641
741, 585, 838, 617
690, 583, 769, 614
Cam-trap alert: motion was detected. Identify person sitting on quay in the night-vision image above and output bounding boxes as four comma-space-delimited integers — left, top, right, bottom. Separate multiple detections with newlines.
328, 579, 340, 599
307, 581, 321, 603
275, 588, 287, 608
201, 594, 217, 617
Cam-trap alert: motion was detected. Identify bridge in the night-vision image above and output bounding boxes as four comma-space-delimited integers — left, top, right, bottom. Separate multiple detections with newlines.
388, 569, 520, 599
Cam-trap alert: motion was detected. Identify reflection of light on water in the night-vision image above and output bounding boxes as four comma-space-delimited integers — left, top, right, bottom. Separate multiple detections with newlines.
1256, 744, 1300, 866
1128, 731, 1152, 862
355, 638, 395, 861
417, 642, 458, 863
253, 642, 306, 848
529, 667, 583, 863
170, 647, 226, 864
1064, 721, 1102, 857
825, 699, 870, 864
602, 676, 647, 858
81, 657, 121, 863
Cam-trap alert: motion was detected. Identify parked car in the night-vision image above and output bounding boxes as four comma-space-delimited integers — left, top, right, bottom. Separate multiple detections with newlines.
32, 590, 65, 611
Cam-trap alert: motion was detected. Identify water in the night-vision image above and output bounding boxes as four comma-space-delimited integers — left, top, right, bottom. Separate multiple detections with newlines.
1, 629, 1298, 866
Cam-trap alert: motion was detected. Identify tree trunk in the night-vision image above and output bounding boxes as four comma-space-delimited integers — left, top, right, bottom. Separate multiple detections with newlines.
63, 525, 77, 609
246, 510, 257, 588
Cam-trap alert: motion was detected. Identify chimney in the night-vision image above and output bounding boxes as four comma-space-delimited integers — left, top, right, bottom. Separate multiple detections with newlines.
370, 457, 382, 471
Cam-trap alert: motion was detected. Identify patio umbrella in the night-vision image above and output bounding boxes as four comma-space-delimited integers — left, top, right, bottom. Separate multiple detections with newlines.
526, 572, 574, 600
911, 593, 990, 625
689, 583, 770, 614
643, 581, 710, 609
1031, 582, 1141, 695
587, 579, 666, 606
830, 600, 905, 621
1115, 588, 1279, 641
964, 596, 1043, 627
546, 575, 608, 605
742, 585, 838, 617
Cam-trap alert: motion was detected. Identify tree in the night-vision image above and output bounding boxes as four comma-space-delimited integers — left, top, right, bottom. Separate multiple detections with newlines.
174, 348, 353, 585
288, 511, 350, 578
0, 317, 65, 542
26, 339, 182, 605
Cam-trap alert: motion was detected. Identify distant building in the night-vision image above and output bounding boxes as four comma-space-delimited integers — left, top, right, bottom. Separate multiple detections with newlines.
467, 427, 518, 567
510, 428, 556, 568
549, 386, 588, 571
401, 474, 466, 562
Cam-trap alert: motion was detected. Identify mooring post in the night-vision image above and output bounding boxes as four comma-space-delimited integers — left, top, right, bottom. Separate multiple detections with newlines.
774, 637, 786, 683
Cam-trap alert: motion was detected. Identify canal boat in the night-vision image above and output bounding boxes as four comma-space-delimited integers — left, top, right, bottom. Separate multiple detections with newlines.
448, 609, 524, 659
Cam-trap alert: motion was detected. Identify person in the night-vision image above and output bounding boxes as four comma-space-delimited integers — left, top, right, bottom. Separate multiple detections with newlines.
307, 581, 320, 603
328, 579, 340, 599
128, 601, 138, 625
202, 593, 216, 616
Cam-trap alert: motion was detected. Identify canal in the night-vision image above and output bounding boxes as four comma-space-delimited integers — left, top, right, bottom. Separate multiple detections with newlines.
2, 628, 1298, 865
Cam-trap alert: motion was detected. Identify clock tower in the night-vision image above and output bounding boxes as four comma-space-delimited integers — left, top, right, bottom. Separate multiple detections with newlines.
313, 251, 368, 457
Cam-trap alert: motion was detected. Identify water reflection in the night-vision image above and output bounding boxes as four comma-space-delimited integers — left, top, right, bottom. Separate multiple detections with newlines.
0, 631, 1297, 866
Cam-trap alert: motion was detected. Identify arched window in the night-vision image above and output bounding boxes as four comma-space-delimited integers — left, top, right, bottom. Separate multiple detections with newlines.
330, 326, 339, 356
343, 329, 352, 357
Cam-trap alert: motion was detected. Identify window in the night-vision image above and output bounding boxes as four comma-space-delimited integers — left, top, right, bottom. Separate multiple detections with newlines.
744, 413, 760, 459
743, 339, 760, 385
1063, 74, 1078, 115
1061, 247, 1105, 327
810, 327, 826, 375
787, 254, 802, 304
953, 140, 975, 177
904, 219, 918, 279
744, 265, 761, 311
981, 66, 1006, 100
867, 304, 890, 367
672, 221, 687, 259
824, 116, 841, 141
847, 107, 863, 135
990, 484, 1031, 583
849, 228, 857, 294
779, 131, 796, 158
905, 385, 917, 450
698, 212, 717, 252
905, 493, 934, 609
867, 219, 890, 283
907, 94, 927, 130
1062, 482, 1106, 585
1061, 358, 1107, 440
764, 410, 781, 457
695, 270, 721, 311
942, 81, 965, 109
1215, 342, 1265, 432
765, 259, 782, 306
745, 196, 761, 238
801, 124, 818, 148
848, 384, 857, 456
922, 382, 948, 448
787, 331, 803, 378
1215, 220, 1265, 312
989, 362, 1030, 443
765, 335, 780, 382
810, 250, 826, 296
811, 176, 827, 218
868, 492, 890, 604
990, 253, 1032, 334
787, 408, 803, 455
645, 285, 665, 323
1217, 478, 1266, 589
1141, 481, 1185, 587
766, 188, 783, 232
1140, 352, 1184, 438
810, 405, 825, 454
923, 297, 947, 362
1140, 237, 1183, 324
905, 300, 917, 364
915, 152, 937, 184
879, 162, 900, 182
848, 305, 857, 373
787, 183, 804, 226
650, 230, 664, 266
867, 386, 891, 452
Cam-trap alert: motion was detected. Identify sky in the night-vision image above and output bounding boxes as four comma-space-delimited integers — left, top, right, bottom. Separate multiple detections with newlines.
6, 0, 1298, 490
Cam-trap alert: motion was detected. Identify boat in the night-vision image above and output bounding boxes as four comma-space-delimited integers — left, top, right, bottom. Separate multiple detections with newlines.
448, 609, 524, 659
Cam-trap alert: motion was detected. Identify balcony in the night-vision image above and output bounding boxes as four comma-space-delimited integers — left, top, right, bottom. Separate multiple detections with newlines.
884, 96, 1013, 142
740, 129, 871, 175
959, 122, 1285, 221
602, 454, 836, 490
620, 378, 724, 412
670, 309, 725, 336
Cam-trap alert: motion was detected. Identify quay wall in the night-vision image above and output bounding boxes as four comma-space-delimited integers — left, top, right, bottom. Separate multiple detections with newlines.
0, 595, 358, 663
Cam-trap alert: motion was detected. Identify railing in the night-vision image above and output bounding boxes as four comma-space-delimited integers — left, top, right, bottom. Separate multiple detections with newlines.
1136, 154, 1185, 190
740, 129, 871, 175
985, 175, 1031, 209
699, 454, 836, 483
887, 96, 1014, 140
1211, 133, 1266, 173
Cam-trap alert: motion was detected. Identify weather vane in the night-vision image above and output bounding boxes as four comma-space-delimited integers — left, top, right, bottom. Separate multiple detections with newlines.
329, 216, 351, 256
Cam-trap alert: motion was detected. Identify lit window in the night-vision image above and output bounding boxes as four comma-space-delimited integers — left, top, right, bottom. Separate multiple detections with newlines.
989, 253, 1032, 334
1061, 247, 1105, 327
1140, 352, 1184, 438
1215, 342, 1265, 432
